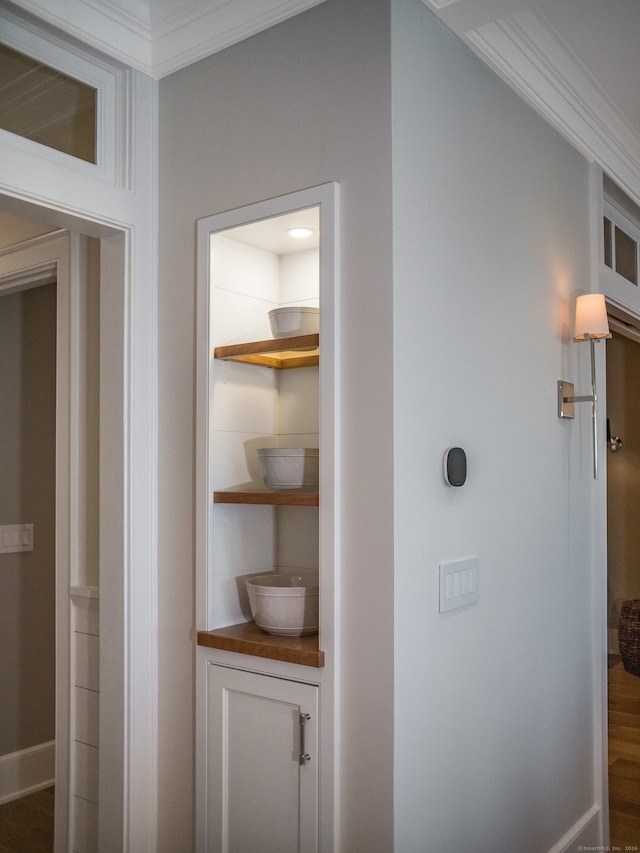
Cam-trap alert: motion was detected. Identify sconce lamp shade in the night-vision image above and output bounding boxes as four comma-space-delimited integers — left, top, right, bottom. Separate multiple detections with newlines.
574, 293, 610, 340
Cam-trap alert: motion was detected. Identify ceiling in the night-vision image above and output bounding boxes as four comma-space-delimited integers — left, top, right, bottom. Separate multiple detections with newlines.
5, 0, 640, 201
220, 208, 319, 256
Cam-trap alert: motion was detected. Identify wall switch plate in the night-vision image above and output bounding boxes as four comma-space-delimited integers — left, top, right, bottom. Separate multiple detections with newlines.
0, 524, 34, 554
439, 557, 479, 612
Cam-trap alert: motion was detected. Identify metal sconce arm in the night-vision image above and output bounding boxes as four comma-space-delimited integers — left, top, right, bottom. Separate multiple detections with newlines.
558, 337, 602, 479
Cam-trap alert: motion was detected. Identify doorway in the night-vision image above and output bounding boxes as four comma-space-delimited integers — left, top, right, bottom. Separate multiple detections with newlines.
606, 319, 640, 844
0, 279, 56, 852
0, 227, 103, 852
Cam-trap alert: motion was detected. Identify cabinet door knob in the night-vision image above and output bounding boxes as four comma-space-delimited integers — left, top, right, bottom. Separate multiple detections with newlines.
299, 713, 311, 765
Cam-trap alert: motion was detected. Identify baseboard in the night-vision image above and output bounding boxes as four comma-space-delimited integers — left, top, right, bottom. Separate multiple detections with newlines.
0, 740, 55, 805
548, 804, 601, 853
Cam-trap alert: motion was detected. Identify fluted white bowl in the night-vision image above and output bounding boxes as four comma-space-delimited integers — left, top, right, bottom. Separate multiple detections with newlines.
257, 447, 319, 490
246, 573, 319, 636
268, 306, 319, 338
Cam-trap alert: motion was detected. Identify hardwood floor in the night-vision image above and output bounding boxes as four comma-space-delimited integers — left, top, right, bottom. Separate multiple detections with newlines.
0, 787, 54, 853
609, 657, 640, 846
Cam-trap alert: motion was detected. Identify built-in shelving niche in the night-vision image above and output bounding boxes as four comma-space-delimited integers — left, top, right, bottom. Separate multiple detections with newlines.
199, 201, 325, 664
195, 184, 338, 853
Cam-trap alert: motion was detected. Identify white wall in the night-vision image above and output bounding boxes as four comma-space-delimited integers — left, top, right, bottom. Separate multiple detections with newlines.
392, 2, 598, 850
160, 1, 604, 850
158, 0, 394, 848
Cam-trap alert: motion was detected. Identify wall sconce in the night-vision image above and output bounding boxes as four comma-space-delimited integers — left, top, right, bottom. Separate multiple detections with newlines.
558, 293, 610, 479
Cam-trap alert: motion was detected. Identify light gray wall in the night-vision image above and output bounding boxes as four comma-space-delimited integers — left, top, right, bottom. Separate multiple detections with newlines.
158, 0, 394, 848
392, 1, 597, 850
0, 283, 56, 755
159, 0, 602, 848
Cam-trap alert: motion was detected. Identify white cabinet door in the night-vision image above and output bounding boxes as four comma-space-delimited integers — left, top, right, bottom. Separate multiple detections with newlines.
206, 664, 319, 853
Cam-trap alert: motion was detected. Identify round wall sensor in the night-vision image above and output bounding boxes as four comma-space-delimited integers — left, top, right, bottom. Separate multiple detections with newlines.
443, 447, 467, 487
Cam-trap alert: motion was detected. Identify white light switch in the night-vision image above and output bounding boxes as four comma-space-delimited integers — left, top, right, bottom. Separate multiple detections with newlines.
0, 524, 34, 554
439, 557, 479, 612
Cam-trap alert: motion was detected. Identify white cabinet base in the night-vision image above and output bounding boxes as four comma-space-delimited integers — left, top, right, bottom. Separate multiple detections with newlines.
206, 664, 318, 853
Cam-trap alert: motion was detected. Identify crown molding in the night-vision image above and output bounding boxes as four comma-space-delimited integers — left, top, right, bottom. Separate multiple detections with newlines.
460, 7, 640, 205
151, 0, 326, 77
5, 0, 152, 73
7, 0, 327, 78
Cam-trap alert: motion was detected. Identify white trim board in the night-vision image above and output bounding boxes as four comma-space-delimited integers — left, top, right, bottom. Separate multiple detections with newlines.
0, 261, 57, 295
0, 741, 55, 805
548, 804, 601, 853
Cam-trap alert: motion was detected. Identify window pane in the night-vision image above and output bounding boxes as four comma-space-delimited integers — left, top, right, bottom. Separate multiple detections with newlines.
0, 42, 96, 163
615, 225, 638, 285
604, 217, 612, 268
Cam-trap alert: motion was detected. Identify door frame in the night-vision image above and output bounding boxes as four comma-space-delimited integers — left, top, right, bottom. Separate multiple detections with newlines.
0, 191, 157, 853
590, 161, 640, 844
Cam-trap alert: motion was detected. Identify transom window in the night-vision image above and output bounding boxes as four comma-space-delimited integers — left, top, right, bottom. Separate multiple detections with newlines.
603, 193, 640, 288
0, 42, 97, 164
0, 3, 128, 187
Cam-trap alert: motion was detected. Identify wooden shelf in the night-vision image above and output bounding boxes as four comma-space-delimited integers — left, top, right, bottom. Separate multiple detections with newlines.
197, 622, 324, 668
209, 331, 321, 665
214, 488, 318, 506
214, 333, 319, 369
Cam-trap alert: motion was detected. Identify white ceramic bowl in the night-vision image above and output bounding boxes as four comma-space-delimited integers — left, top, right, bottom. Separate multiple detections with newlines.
246, 573, 319, 636
257, 447, 319, 490
268, 306, 319, 338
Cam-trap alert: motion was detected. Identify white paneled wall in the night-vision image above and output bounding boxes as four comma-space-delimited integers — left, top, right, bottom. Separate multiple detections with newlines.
279, 249, 319, 305
277, 507, 319, 571
70, 589, 99, 853
279, 368, 320, 439
209, 235, 319, 628
210, 237, 279, 343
